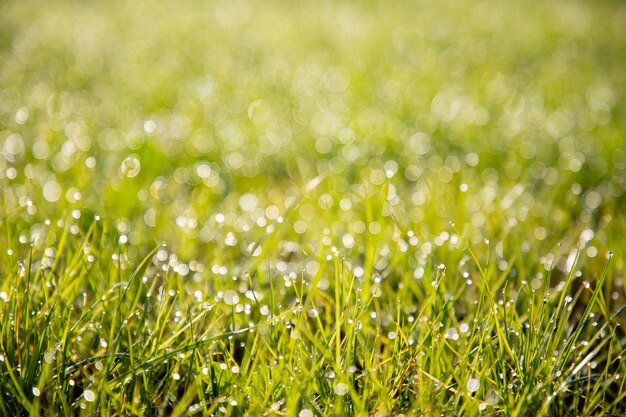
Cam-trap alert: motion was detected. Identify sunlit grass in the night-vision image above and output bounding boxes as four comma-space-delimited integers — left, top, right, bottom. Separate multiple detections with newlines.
1, 213, 624, 415
1, 0, 625, 415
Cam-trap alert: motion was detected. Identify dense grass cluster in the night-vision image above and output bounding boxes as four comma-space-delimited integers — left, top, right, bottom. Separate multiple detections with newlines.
1, 0, 625, 415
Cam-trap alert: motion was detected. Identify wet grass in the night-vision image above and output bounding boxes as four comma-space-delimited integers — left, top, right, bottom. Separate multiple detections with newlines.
1, 0, 626, 415
1, 211, 624, 416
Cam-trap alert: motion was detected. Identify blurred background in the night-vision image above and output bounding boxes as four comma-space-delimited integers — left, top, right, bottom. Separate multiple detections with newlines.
1, 0, 625, 287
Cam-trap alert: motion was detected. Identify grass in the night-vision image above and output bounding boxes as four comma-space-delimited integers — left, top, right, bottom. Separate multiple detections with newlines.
1, 0, 626, 415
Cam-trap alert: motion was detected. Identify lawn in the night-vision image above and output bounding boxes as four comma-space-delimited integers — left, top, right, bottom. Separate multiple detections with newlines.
1, 0, 626, 415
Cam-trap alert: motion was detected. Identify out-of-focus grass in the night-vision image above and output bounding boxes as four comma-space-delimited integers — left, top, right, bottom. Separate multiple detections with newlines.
0, 0, 625, 415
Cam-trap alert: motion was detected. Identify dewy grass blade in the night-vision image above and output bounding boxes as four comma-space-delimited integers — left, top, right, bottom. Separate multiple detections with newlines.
0, 1, 625, 414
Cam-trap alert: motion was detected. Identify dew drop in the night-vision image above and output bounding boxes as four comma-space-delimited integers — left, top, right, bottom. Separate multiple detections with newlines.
121, 155, 141, 178
467, 377, 480, 393
371, 286, 382, 298
84, 389, 95, 402
299, 409, 314, 417
334, 382, 349, 396
223, 290, 239, 305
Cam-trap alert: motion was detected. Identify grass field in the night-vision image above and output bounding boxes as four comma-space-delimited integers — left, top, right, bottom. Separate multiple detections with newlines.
1, 0, 626, 415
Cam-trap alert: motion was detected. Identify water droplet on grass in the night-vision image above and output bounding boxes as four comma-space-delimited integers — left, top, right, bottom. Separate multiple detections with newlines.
84, 389, 95, 402
334, 383, 348, 396
43, 181, 62, 202
467, 377, 480, 393
224, 290, 239, 305
121, 155, 141, 178
32, 387, 40, 397
371, 286, 382, 298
